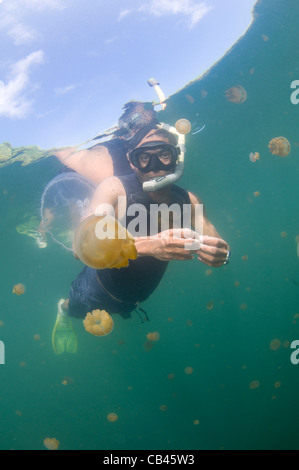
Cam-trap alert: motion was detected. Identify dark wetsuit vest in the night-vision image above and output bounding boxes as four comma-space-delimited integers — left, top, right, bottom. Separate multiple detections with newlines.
96, 174, 191, 305
68, 174, 191, 319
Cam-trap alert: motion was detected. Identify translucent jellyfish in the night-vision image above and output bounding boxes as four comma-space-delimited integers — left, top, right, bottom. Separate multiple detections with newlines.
225, 85, 247, 104
74, 215, 137, 269
206, 301, 214, 311
268, 137, 291, 157
146, 331, 160, 342
12, 283, 26, 295
249, 152, 260, 163
43, 437, 60, 450
159, 405, 168, 411
175, 119, 191, 135
270, 339, 281, 351
40, 172, 96, 251
83, 309, 114, 336
249, 380, 260, 390
143, 340, 154, 351
185, 94, 195, 104
107, 412, 119, 422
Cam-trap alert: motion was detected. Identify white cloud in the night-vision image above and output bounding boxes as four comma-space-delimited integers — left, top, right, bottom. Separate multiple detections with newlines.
0, 0, 67, 45
122, 0, 212, 29
118, 9, 132, 22
8, 0, 65, 12
0, 50, 44, 118
55, 84, 77, 95
7, 23, 37, 46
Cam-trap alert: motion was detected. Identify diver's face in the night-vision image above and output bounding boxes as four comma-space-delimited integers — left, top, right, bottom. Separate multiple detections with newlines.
129, 132, 174, 182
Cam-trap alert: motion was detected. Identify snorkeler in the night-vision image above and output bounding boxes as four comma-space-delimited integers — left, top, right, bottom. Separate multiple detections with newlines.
53, 101, 159, 184
20, 101, 159, 250
52, 124, 231, 354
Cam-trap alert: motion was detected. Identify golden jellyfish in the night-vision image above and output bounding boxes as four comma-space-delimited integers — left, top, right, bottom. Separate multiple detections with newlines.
206, 301, 214, 311
43, 437, 60, 450
268, 137, 291, 157
249, 152, 260, 163
175, 118, 192, 135
270, 339, 281, 351
33, 334, 40, 341
107, 412, 119, 422
253, 191, 260, 198
12, 283, 26, 295
159, 404, 168, 411
225, 85, 247, 104
146, 331, 160, 342
74, 215, 137, 270
83, 309, 114, 336
143, 340, 154, 351
249, 380, 260, 390
184, 366, 194, 375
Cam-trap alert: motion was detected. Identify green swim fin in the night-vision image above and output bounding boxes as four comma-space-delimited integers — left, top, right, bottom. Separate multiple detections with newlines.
52, 299, 78, 354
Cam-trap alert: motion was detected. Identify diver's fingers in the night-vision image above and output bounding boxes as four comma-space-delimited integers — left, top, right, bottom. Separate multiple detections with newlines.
199, 236, 228, 250
197, 251, 226, 267
196, 238, 230, 267
157, 228, 200, 241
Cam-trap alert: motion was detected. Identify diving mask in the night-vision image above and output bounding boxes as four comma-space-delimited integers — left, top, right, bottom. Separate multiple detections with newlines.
129, 141, 180, 173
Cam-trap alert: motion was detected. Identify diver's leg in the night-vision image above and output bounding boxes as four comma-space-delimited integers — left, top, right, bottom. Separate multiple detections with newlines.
52, 298, 78, 354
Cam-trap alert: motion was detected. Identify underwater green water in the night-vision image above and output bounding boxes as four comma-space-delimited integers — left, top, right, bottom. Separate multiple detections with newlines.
1, 0, 299, 450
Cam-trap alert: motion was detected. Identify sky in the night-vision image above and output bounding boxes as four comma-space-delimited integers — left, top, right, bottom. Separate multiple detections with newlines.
0, 0, 257, 150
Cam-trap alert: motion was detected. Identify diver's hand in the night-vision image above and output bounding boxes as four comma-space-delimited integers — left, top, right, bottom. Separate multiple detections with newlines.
135, 228, 200, 261
196, 236, 230, 267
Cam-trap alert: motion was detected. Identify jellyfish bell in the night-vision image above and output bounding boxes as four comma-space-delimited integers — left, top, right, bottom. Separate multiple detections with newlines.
107, 412, 119, 422
74, 214, 137, 269
12, 283, 26, 295
146, 331, 160, 342
40, 172, 96, 251
83, 309, 114, 336
249, 152, 260, 163
43, 437, 60, 450
225, 85, 247, 104
175, 119, 191, 135
268, 137, 291, 157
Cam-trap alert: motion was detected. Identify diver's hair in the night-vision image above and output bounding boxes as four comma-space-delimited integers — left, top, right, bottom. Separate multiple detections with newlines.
149, 127, 178, 146
118, 101, 157, 129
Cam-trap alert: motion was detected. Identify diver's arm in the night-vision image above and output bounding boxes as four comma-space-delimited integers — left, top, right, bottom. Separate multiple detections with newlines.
82, 176, 125, 219
53, 145, 114, 184
189, 191, 221, 238
135, 229, 196, 261
189, 191, 230, 267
